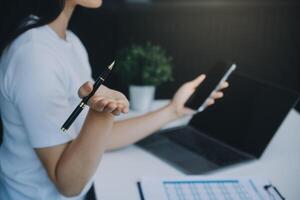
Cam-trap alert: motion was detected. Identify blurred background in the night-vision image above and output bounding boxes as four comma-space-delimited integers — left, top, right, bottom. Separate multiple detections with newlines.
67, 0, 300, 112
17, 0, 300, 111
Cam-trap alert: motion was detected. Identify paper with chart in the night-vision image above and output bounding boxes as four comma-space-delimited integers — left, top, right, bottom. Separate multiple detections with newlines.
140, 176, 272, 200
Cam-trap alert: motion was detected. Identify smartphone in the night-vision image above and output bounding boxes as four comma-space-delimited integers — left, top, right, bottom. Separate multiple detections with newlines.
185, 62, 237, 112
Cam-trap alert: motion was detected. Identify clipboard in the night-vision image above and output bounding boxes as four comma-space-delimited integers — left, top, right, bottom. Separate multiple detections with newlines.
138, 176, 285, 200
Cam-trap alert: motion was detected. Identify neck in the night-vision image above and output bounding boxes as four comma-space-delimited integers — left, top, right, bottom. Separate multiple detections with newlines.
48, 2, 76, 39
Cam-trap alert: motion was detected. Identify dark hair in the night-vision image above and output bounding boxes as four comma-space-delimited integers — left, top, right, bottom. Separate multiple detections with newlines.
0, 0, 66, 55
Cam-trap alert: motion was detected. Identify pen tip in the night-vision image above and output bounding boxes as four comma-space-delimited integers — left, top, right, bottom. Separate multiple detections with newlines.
108, 61, 115, 70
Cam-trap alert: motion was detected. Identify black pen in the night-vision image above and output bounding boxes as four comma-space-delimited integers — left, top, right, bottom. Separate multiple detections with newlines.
61, 61, 115, 132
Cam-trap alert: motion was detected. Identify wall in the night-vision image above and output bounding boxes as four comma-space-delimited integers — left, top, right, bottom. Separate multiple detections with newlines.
71, 1, 299, 111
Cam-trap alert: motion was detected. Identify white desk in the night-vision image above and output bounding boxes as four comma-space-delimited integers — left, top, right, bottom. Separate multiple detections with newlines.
93, 100, 300, 200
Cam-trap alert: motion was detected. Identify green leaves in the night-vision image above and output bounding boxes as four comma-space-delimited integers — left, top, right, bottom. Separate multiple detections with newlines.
116, 42, 173, 86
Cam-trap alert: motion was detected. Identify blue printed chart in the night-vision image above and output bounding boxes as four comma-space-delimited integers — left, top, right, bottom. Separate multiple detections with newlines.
140, 177, 271, 200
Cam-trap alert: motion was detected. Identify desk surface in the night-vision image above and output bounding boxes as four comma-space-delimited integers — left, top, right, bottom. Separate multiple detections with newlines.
94, 100, 300, 200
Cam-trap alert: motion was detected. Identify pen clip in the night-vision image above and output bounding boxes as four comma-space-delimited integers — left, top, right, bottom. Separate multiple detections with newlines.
264, 184, 285, 200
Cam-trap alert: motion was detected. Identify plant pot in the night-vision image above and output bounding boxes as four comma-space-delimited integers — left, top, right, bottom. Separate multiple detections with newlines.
129, 85, 155, 111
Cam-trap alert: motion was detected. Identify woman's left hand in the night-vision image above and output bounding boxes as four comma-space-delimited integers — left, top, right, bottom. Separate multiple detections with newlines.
169, 74, 229, 118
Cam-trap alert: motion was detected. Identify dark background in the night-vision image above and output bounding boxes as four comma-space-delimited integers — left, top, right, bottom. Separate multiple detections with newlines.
69, 0, 300, 112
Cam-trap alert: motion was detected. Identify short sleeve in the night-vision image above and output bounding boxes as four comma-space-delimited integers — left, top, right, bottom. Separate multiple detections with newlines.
10, 44, 77, 148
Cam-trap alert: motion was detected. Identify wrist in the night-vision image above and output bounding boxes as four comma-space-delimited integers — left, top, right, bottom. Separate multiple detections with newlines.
164, 102, 181, 122
78, 108, 114, 139
88, 108, 114, 121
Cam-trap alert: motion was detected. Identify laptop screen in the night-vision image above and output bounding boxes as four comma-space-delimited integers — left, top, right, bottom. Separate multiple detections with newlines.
190, 73, 299, 158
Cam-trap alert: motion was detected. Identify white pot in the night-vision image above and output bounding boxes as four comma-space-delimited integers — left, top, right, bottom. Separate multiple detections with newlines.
129, 85, 155, 112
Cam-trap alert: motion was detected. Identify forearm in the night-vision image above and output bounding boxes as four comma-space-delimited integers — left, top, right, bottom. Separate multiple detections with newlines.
106, 103, 178, 151
55, 109, 113, 196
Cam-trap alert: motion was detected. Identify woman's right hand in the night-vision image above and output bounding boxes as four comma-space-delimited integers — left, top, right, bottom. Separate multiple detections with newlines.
78, 81, 129, 116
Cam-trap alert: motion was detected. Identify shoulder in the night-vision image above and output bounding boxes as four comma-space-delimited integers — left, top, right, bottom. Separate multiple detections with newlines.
67, 30, 89, 59
1, 27, 56, 100
7, 41, 62, 77
1, 28, 63, 82
1, 31, 67, 102
10, 26, 54, 50
4, 27, 62, 68
7, 25, 66, 67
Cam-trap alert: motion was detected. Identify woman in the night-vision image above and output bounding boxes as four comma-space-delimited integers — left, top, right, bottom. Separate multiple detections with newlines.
0, 0, 228, 199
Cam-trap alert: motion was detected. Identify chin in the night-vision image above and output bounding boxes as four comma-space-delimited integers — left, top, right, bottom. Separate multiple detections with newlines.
80, 0, 103, 8
92, 0, 103, 8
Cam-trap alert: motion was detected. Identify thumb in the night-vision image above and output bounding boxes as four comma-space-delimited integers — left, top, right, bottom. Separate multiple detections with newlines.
78, 81, 93, 98
190, 74, 206, 88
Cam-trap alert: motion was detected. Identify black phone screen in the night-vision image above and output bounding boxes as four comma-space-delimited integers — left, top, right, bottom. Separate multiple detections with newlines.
185, 62, 234, 110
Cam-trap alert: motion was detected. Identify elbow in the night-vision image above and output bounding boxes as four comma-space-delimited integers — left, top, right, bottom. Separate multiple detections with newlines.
57, 185, 84, 198
53, 168, 86, 197
54, 176, 85, 197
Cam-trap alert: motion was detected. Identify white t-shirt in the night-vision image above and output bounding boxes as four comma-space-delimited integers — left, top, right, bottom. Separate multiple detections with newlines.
0, 25, 95, 199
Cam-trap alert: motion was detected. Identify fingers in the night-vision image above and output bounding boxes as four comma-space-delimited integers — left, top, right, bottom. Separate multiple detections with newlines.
206, 83, 229, 106
112, 109, 122, 116
207, 91, 224, 106
89, 97, 129, 116
112, 102, 125, 116
190, 74, 206, 88
206, 81, 229, 107
211, 91, 224, 99
206, 98, 215, 106
219, 81, 229, 90
103, 102, 117, 113
79, 81, 129, 116
78, 81, 93, 98
116, 99, 130, 113
90, 97, 106, 112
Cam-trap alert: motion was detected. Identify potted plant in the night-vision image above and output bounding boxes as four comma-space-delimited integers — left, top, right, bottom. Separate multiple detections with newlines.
116, 42, 173, 111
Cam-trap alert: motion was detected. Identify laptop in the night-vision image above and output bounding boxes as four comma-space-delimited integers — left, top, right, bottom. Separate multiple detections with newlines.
137, 73, 300, 174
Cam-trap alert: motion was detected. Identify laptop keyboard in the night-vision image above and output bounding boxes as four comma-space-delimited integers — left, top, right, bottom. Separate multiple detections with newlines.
137, 126, 253, 174
166, 126, 251, 166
